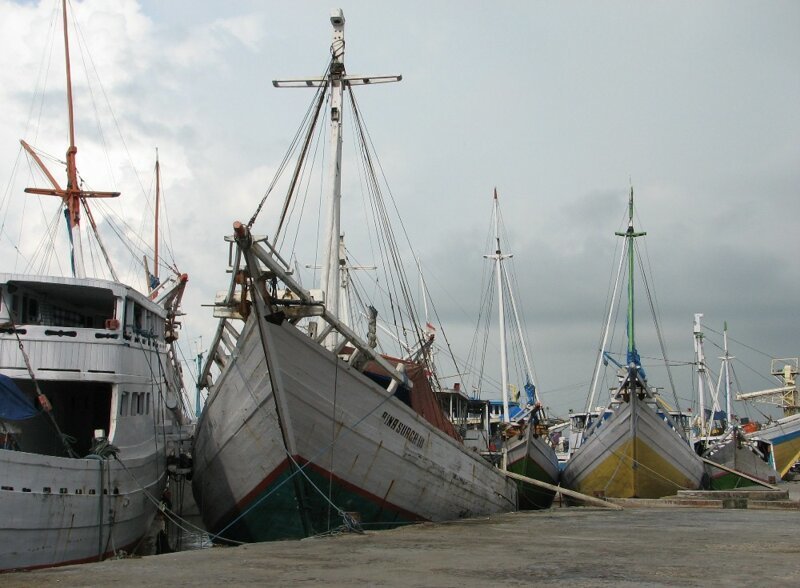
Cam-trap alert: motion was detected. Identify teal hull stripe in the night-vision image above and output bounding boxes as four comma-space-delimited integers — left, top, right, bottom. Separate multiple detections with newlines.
212, 456, 424, 543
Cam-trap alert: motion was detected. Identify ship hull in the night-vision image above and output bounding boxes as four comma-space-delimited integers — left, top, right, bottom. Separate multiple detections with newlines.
192, 315, 518, 543
561, 396, 705, 499
506, 426, 559, 509
0, 450, 165, 571
747, 414, 800, 478
701, 434, 778, 489
1, 274, 183, 571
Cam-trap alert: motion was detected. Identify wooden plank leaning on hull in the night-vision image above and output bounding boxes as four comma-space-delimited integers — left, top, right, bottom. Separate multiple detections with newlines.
699, 456, 779, 490
501, 470, 623, 510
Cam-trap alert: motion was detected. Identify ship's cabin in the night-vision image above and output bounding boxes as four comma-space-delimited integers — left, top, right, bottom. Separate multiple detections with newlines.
0, 279, 117, 330
0, 277, 163, 458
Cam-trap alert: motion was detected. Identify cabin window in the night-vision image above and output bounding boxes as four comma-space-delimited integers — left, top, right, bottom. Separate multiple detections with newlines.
46, 306, 83, 326
134, 305, 143, 332
11, 294, 19, 319
135, 393, 143, 415
6, 281, 115, 328
119, 299, 164, 343
120, 392, 129, 416
25, 297, 39, 323
0, 290, 7, 323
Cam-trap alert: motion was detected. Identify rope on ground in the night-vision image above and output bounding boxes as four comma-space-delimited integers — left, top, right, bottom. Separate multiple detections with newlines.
308, 511, 365, 539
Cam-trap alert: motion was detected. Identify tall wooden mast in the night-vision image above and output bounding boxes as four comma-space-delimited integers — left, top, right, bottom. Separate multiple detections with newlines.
22, 0, 119, 278
154, 149, 161, 283
586, 187, 645, 412
320, 11, 346, 337
615, 186, 646, 370
272, 9, 401, 349
484, 189, 512, 423
722, 323, 733, 425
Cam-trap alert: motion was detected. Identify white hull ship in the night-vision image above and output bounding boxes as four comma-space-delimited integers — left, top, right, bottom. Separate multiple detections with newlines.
192, 10, 517, 543
561, 189, 705, 499
1, 276, 187, 570
0, 1, 189, 570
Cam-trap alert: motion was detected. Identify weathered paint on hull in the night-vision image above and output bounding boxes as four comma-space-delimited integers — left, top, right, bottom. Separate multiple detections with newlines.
568, 437, 701, 498
210, 457, 420, 542
507, 455, 557, 510
193, 315, 518, 545
703, 436, 777, 489
561, 396, 705, 499
750, 415, 800, 478
0, 450, 166, 571
709, 472, 760, 490
772, 434, 800, 477
506, 431, 559, 509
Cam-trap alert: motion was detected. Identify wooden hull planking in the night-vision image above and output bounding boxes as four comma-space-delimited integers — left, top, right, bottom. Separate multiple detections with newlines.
192, 315, 518, 543
561, 396, 705, 499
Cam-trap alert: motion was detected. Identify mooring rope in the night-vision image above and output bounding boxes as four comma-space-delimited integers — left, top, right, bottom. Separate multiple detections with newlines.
211, 378, 399, 542
114, 455, 222, 545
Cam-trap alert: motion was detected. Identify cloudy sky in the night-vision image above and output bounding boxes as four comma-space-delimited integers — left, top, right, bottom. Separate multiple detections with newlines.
1, 0, 798, 419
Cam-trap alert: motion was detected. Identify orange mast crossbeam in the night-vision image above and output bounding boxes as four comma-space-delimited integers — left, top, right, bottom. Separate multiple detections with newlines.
19, 140, 63, 191
19, 0, 120, 278
24, 188, 119, 198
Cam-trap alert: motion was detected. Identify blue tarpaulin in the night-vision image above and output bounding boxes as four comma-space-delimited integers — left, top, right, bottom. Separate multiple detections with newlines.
524, 381, 536, 404
0, 374, 38, 421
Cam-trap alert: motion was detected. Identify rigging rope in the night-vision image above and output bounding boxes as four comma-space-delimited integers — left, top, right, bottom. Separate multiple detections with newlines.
247, 60, 333, 231
347, 89, 429, 358
4, 313, 76, 457
582, 399, 698, 492
272, 67, 330, 235
211, 375, 397, 542
281, 100, 328, 262
635, 241, 681, 410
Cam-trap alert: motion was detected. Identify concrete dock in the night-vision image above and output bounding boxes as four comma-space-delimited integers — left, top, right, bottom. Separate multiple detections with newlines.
4, 501, 800, 587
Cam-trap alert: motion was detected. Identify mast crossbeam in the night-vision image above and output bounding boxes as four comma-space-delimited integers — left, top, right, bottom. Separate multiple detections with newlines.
273, 75, 401, 88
